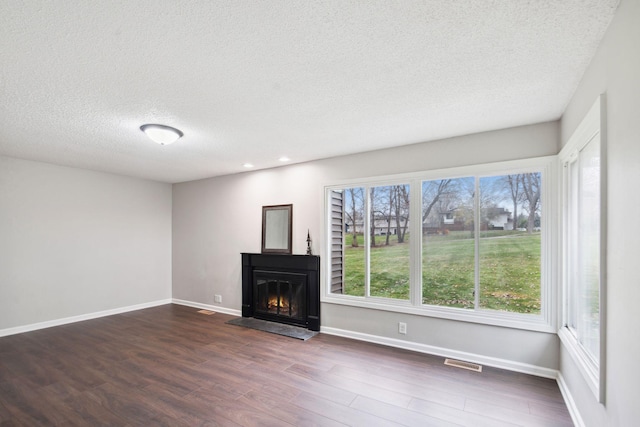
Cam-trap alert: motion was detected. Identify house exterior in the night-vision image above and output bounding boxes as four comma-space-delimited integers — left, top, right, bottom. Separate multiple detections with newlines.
346, 218, 407, 235
484, 207, 513, 230
421, 207, 513, 233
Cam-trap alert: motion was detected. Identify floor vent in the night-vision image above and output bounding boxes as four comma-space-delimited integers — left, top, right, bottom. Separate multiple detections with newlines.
197, 309, 216, 315
444, 358, 483, 372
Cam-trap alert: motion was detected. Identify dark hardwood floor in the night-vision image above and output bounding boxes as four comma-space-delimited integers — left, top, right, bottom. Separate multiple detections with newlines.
0, 304, 573, 426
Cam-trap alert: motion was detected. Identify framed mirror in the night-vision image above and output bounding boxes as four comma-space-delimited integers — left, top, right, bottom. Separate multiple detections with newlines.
261, 204, 292, 254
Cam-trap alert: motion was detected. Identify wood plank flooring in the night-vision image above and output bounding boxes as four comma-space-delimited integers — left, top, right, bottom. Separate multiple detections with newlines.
0, 304, 573, 426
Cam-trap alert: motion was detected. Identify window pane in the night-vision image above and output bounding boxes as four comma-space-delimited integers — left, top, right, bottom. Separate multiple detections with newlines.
568, 162, 579, 330
342, 187, 366, 296
422, 178, 475, 308
369, 185, 410, 300
478, 174, 541, 314
578, 140, 600, 363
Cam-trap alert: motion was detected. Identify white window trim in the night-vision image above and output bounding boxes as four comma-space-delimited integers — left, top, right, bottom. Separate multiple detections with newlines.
323, 156, 558, 333
558, 94, 607, 403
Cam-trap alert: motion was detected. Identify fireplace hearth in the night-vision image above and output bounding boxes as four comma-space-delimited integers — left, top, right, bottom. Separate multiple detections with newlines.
242, 253, 320, 331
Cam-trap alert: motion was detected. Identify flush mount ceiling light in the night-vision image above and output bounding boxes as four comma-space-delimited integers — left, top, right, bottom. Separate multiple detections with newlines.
140, 124, 183, 145
278, 156, 290, 162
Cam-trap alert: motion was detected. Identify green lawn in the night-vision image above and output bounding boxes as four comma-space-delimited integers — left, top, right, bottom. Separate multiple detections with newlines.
342, 231, 541, 314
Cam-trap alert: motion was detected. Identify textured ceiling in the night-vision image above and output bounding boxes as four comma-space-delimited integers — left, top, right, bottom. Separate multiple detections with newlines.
0, 1, 618, 183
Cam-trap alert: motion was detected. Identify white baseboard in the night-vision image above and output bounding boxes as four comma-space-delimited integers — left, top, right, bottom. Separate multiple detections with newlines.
557, 372, 585, 427
320, 326, 559, 379
171, 298, 242, 317
0, 299, 172, 338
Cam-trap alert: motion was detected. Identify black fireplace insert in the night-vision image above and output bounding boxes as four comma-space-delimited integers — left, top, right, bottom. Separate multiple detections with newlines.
242, 253, 320, 331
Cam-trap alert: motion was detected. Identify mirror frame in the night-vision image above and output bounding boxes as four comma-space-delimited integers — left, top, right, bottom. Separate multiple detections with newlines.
261, 204, 293, 254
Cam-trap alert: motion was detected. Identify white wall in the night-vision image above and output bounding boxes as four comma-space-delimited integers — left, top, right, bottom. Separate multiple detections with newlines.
0, 156, 172, 332
559, 0, 640, 425
172, 121, 561, 370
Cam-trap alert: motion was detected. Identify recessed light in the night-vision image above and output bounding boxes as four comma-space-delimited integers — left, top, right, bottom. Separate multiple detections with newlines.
278, 156, 290, 162
140, 124, 183, 145
243, 163, 254, 168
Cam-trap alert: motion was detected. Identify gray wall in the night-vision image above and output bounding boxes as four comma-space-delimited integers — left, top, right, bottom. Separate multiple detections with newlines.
172, 120, 561, 370
559, 0, 640, 425
0, 156, 172, 331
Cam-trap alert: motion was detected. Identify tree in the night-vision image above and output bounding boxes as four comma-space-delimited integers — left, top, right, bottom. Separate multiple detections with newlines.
367, 185, 411, 246
504, 174, 522, 231
394, 185, 410, 243
422, 179, 453, 224
385, 187, 395, 245
369, 187, 377, 247
520, 173, 541, 233
344, 188, 363, 247
482, 203, 501, 228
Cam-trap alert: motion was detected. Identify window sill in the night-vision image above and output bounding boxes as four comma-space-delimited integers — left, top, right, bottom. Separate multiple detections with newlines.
321, 293, 555, 333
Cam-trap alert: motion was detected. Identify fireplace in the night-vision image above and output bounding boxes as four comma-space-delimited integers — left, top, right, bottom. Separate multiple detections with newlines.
242, 253, 320, 331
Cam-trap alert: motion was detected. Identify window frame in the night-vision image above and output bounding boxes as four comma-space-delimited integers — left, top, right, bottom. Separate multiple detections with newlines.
558, 95, 607, 403
323, 156, 557, 333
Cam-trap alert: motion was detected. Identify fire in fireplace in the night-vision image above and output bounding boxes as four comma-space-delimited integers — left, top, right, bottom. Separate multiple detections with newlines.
254, 271, 306, 322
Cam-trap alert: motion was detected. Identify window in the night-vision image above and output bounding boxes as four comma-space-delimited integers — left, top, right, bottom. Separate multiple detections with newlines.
421, 173, 542, 313
421, 177, 475, 309
330, 184, 411, 301
325, 158, 554, 331
370, 184, 410, 300
478, 173, 542, 313
559, 96, 606, 402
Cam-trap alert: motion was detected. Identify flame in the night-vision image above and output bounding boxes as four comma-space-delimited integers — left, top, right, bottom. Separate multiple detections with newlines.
263, 294, 298, 316
268, 296, 289, 310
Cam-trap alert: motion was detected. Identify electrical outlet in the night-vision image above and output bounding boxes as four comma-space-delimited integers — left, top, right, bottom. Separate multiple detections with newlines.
398, 322, 407, 334
214, 294, 222, 303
